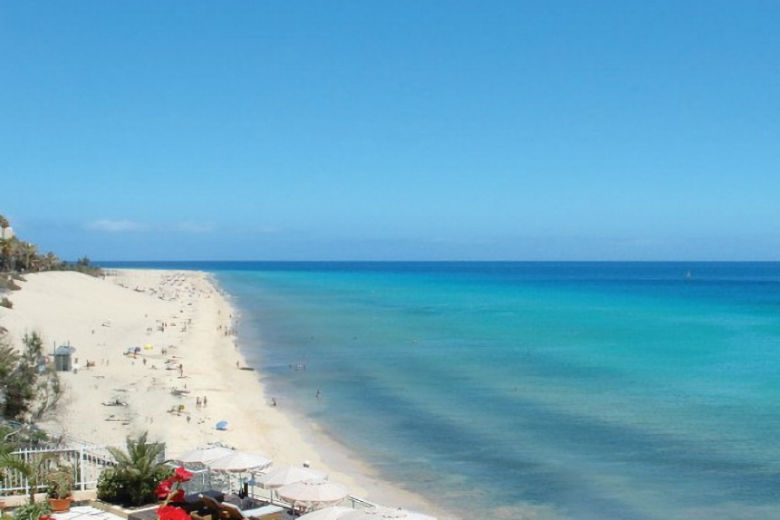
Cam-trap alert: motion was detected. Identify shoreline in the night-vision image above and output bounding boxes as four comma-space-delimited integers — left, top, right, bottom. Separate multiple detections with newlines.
0, 268, 452, 519
209, 270, 447, 515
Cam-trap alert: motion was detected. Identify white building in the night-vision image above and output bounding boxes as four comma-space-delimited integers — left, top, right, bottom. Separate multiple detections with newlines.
0, 226, 14, 240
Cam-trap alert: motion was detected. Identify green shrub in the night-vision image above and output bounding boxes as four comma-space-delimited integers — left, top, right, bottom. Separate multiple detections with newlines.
96, 467, 125, 504
97, 465, 172, 506
0, 277, 19, 291
106, 433, 171, 506
12, 501, 51, 520
0, 298, 11, 309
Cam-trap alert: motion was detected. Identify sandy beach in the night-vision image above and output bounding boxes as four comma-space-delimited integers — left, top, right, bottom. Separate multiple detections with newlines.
0, 269, 445, 517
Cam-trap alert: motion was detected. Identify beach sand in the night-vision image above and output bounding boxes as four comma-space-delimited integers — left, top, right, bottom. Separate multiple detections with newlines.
0, 269, 448, 517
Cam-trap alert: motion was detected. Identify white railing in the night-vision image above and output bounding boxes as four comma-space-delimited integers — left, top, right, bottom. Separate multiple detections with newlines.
0, 444, 116, 496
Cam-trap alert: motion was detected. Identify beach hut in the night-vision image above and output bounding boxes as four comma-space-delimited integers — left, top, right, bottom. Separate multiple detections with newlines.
54, 345, 76, 372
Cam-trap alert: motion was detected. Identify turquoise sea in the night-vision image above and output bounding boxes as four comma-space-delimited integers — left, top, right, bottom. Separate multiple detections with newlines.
105, 262, 780, 520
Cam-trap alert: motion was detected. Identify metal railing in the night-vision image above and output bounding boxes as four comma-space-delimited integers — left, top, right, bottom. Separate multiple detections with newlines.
0, 443, 116, 495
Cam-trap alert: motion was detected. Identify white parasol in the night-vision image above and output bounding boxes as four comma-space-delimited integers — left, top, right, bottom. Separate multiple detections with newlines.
340, 507, 437, 520
207, 451, 273, 472
297, 506, 354, 520
174, 446, 235, 466
277, 478, 348, 508
257, 465, 328, 489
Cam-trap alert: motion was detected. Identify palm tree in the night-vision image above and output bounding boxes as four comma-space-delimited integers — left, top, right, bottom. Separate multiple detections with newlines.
42, 252, 60, 271
0, 216, 9, 268
106, 432, 170, 506
15, 242, 37, 272
0, 238, 11, 272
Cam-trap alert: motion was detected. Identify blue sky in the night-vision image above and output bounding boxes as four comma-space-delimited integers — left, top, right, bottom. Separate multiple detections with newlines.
1, 1, 779, 261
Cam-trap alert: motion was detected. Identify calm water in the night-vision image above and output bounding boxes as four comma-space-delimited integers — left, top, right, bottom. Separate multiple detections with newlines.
105, 262, 780, 519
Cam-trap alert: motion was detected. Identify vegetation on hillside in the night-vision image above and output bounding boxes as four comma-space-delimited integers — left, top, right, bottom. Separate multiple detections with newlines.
0, 213, 102, 277
0, 332, 61, 421
0, 213, 93, 434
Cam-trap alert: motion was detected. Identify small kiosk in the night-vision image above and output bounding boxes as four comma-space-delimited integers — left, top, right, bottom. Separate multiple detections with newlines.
54, 345, 76, 372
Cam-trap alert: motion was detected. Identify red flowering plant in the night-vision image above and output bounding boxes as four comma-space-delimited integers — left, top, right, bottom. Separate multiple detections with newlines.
155, 467, 194, 520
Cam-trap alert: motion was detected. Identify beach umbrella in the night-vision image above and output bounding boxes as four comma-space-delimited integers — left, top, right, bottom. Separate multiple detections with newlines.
208, 451, 273, 472
340, 507, 437, 520
216, 420, 228, 431
277, 478, 348, 509
257, 465, 328, 489
298, 506, 354, 520
174, 446, 235, 466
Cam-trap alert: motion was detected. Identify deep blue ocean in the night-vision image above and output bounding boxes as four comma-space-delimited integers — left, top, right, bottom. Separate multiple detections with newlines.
103, 262, 780, 520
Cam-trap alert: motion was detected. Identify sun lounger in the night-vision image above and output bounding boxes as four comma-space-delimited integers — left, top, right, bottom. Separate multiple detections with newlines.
198, 495, 284, 520
239, 505, 284, 520
173, 491, 225, 516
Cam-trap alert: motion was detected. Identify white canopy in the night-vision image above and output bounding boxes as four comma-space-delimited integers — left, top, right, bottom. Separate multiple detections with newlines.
340, 507, 437, 520
257, 465, 328, 489
207, 451, 273, 472
174, 446, 235, 466
297, 506, 354, 520
277, 478, 349, 507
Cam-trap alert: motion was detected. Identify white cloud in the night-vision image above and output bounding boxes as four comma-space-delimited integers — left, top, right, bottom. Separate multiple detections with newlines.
177, 222, 215, 233
86, 219, 147, 232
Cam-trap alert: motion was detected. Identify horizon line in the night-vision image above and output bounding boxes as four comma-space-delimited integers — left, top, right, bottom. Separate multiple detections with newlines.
93, 259, 780, 264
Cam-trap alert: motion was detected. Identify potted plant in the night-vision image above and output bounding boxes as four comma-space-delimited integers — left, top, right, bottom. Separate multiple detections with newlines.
99, 432, 170, 507
10, 501, 51, 520
45, 465, 74, 512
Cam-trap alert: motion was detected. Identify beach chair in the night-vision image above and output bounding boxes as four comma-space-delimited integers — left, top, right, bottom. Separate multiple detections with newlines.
200, 495, 284, 520
190, 495, 285, 520
238, 505, 284, 520
188, 493, 228, 520
172, 491, 225, 514
215, 501, 245, 520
